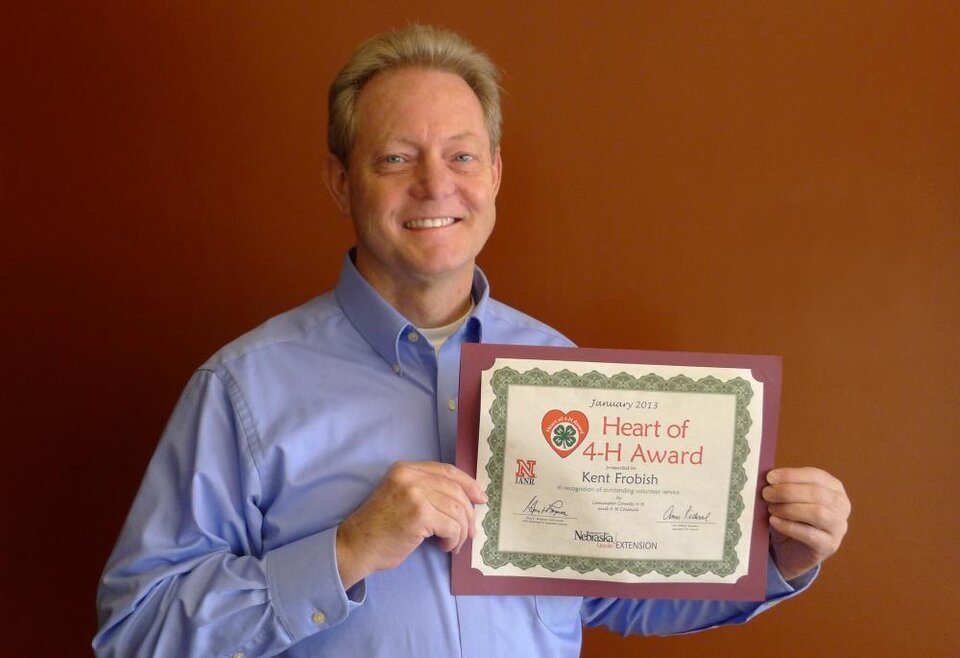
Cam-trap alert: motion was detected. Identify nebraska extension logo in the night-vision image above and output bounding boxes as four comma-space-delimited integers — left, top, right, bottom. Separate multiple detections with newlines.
515, 459, 537, 485
541, 409, 590, 458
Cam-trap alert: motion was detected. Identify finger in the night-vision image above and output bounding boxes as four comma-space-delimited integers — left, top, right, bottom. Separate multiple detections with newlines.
403, 474, 476, 549
431, 514, 467, 553
768, 502, 848, 535
414, 461, 487, 503
769, 515, 840, 556
415, 471, 481, 531
387, 463, 479, 517
388, 462, 481, 552
408, 462, 487, 503
762, 483, 851, 516
434, 492, 474, 554
767, 467, 845, 493
425, 491, 473, 553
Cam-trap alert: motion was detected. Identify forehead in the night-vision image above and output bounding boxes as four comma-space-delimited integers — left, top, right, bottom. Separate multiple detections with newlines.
353, 67, 489, 148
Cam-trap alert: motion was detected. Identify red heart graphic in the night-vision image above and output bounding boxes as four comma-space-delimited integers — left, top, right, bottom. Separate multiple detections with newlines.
541, 409, 590, 458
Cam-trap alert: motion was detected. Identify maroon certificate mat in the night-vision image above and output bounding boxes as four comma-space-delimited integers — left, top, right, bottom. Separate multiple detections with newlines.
453, 344, 782, 600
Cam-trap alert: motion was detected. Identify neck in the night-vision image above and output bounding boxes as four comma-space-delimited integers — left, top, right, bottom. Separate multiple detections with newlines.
356, 262, 475, 328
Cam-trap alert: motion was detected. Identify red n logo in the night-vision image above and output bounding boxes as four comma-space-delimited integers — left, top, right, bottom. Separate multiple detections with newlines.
515, 459, 537, 479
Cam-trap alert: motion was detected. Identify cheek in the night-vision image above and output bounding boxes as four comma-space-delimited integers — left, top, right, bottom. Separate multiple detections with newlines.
462, 182, 498, 214
355, 183, 407, 219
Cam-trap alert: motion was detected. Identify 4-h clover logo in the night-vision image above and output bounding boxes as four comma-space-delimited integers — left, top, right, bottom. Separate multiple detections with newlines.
552, 424, 578, 449
540, 409, 590, 458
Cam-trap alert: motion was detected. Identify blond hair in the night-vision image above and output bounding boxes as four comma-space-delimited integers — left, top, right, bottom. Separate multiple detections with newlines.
328, 24, 501, 165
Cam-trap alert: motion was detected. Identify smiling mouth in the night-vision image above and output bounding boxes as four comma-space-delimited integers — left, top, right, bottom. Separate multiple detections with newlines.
403, 217, 460, 230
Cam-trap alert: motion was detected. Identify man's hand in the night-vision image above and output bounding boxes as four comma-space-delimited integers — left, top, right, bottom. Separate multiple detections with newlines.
335, 461, 487, 589
762, 466, 851, 582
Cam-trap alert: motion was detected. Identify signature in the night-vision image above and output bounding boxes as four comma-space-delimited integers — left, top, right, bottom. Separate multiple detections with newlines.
523, 496, 568, 517
662, 504, 712, 523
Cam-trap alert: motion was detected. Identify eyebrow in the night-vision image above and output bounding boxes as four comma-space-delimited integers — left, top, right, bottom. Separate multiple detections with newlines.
381, 132, 482, 148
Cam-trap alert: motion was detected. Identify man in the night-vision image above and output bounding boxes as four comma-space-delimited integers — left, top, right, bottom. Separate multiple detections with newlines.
94, 24, 850, 657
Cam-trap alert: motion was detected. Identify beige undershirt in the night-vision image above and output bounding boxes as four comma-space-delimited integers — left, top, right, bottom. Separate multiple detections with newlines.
418, 300, 475, 353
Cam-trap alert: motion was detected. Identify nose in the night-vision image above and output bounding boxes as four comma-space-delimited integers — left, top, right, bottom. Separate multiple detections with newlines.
411, 155, 454, 200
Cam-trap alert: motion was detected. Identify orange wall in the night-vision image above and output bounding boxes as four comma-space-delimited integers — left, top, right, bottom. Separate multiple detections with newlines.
4, 2, 958, 656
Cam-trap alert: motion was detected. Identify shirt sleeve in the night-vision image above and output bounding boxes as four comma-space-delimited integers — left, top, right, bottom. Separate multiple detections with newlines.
93, 369, 365, 658
580, 556, 818, 636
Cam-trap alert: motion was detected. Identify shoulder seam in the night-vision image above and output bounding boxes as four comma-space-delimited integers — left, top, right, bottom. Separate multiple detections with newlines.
485, 299, 572, 343
205, 296, 343, 368
207, 366, 267, 504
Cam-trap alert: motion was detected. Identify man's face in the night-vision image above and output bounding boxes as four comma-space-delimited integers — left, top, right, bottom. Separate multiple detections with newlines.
327, 67, 502, 298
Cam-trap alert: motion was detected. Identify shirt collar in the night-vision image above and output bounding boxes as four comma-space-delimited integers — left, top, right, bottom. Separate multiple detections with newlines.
333, 251, 489, 372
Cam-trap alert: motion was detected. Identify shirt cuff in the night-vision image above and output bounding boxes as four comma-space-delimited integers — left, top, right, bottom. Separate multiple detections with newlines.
265, 526, 366, 643
725, 556, 820, 630
765, 557, 820, 598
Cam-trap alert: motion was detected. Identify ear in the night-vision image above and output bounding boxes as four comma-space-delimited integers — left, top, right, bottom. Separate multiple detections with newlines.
324, 153, 352, 217
491, 147, 503, 196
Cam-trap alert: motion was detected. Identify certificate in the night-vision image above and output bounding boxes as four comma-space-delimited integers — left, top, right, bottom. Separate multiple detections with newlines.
452, 344, 781, 600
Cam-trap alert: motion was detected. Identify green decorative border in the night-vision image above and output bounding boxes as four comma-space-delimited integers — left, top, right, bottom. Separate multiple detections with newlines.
480, 367, 754, 579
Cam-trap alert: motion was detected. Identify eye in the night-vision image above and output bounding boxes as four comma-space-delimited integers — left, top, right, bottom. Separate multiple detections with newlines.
383, 154, 404, 164
453, 153, 476, 163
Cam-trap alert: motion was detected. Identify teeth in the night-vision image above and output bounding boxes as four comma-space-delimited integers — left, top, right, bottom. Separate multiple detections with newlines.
404, 217, 457, 229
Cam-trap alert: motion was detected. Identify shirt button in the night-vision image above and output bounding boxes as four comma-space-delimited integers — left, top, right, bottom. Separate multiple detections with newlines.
447, 399, 456, 411
408, 331, 420, 342
232, 653, 245, 658
393, 363, 401, 374
311, 610, 327, 625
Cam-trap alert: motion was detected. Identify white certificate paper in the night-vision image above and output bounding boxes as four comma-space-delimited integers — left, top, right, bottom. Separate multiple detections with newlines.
453, 344, 781, 600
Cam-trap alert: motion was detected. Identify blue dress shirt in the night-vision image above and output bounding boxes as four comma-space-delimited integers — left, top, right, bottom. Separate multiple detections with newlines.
94, 254, 811, 657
